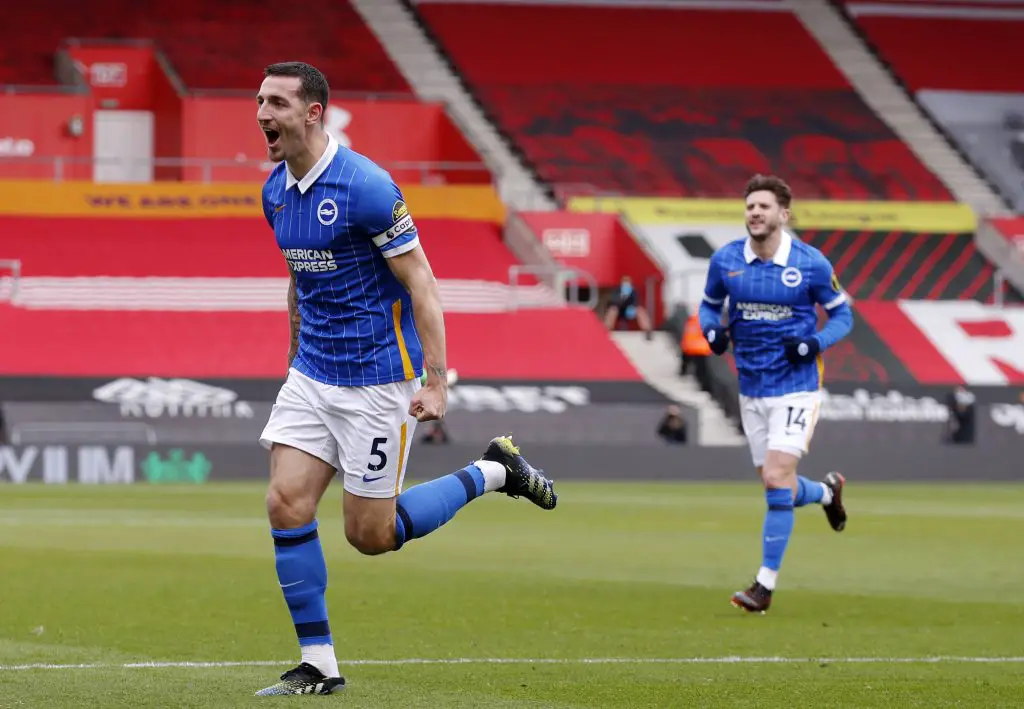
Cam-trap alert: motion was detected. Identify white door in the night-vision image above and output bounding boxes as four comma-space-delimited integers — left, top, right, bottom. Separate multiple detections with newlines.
93, 110, 154, 183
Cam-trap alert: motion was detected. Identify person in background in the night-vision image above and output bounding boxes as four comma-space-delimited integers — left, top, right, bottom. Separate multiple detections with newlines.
657, 404, 688, 444
1005, 113, 1024, 174
945, 385, 976, 445
680, 311, 711, 379
604, 275, 653, 340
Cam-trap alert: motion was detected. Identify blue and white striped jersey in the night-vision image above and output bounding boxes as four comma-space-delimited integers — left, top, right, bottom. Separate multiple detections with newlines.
262, 135, 423, 387
699, 231, 852, 398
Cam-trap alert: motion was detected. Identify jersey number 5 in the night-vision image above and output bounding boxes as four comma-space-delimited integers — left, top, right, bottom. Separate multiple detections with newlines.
786, 407, 808, 432
367, 437, 388, 471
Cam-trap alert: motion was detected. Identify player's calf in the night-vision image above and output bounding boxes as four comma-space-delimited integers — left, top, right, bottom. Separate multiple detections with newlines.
389, 436, 555, 550
264, 445, 343, 685
735, 451, 797, 611
343, 496, 400, 555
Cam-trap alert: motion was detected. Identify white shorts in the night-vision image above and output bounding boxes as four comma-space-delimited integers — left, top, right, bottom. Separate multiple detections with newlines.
739, 390, 822, 467
259, 368, 419, 498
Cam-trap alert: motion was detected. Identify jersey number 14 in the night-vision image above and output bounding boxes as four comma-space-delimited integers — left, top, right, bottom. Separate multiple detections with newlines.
786, 407, 808, 432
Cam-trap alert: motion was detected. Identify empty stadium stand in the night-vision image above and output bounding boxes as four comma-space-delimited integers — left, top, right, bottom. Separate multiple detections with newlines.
0, 217, 640, 380
415, 2, 951, 201
840, 1, 1024, 210
0, 0, 409, 93
841, 1, 1024, 93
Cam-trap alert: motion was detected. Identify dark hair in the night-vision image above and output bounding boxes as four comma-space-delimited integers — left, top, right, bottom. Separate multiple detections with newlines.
744, 174, 792, 209
264, 62, 330, 121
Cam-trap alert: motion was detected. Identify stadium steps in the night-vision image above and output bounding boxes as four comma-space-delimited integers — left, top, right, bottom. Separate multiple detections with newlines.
611, 332, 745, 448
347, 0, 555, 211
791, 0, 1010, 216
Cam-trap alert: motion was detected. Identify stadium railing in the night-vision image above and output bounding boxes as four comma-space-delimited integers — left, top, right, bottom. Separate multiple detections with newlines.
502, 211, 563, 277
0, 259, 21, 304
507, 264, 598, 311
975, 218, 1024, 306
0, 156, 494, 185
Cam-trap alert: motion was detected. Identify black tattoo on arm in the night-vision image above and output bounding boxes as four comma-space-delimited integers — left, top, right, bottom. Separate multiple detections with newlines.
427, 365, 447, 380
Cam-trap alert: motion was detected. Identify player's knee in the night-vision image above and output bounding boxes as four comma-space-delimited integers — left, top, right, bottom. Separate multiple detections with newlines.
344, 518, 396, 556
761, 466, 795, 490
266, 484, 317, 529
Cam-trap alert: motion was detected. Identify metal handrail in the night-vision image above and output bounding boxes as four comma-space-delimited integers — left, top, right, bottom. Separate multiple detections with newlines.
508, 264, 598, 311
994, 270, 1006, 308
0, 155, 494, 184
1, 83, 87, 96
503, 211, 563, 274
662, 268, 713, 312
0, 259, 21, 303
976, 219, 1024, 305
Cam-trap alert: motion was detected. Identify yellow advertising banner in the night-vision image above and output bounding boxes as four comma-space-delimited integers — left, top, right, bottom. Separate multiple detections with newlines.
0, 181, 505, 222
568, 196, 977, 233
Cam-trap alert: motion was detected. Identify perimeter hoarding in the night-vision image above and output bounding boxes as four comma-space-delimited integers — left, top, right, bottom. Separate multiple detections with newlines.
0, 181, 505, 221
568, 196, 977, 233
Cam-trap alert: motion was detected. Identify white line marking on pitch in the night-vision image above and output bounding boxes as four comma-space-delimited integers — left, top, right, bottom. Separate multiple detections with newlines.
1, 657, 1023, 672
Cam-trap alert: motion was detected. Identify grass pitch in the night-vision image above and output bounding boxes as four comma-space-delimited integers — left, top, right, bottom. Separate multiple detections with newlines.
1, 481, 1022, 707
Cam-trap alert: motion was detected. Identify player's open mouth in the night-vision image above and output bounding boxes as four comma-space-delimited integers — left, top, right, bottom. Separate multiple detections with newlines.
264, 128, 281, 148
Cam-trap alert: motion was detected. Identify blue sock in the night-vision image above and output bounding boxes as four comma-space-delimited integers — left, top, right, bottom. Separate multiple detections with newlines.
793, 476, 825, 507
762, 488, 795, 573
393, 465, 485, 551
272, 521, 331, 647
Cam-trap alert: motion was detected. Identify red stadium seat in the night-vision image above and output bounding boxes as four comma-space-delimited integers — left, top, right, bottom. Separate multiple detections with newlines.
416, 3, 951, 201
0, 0, 409, 94
842, 3, 1024, 92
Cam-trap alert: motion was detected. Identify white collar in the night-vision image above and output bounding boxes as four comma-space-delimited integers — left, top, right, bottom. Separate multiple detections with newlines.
744, 229, 793, 266
285, 133, 338, 194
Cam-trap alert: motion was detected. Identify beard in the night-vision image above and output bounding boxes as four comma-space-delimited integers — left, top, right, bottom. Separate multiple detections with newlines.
746, 219, 778, 242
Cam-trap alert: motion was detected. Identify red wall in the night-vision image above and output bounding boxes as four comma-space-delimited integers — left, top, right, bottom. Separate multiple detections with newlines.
179, 96, 488, 184
0, 93, 93, 180
520, 212, 620, 286
65, 45, 157, 111
151, 56, 183, 182
0, 307, 641, 380
0, 91, 486, 184
519, 211, 665, 322
0, 216, 517, 279
614, 220, 664, 324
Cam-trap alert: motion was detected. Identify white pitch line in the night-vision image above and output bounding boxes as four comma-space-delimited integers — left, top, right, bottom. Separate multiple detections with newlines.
1, 657, 1023, 672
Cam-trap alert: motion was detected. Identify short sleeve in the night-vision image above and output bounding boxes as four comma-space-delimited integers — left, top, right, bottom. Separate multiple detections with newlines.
356, 173, 419, 258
